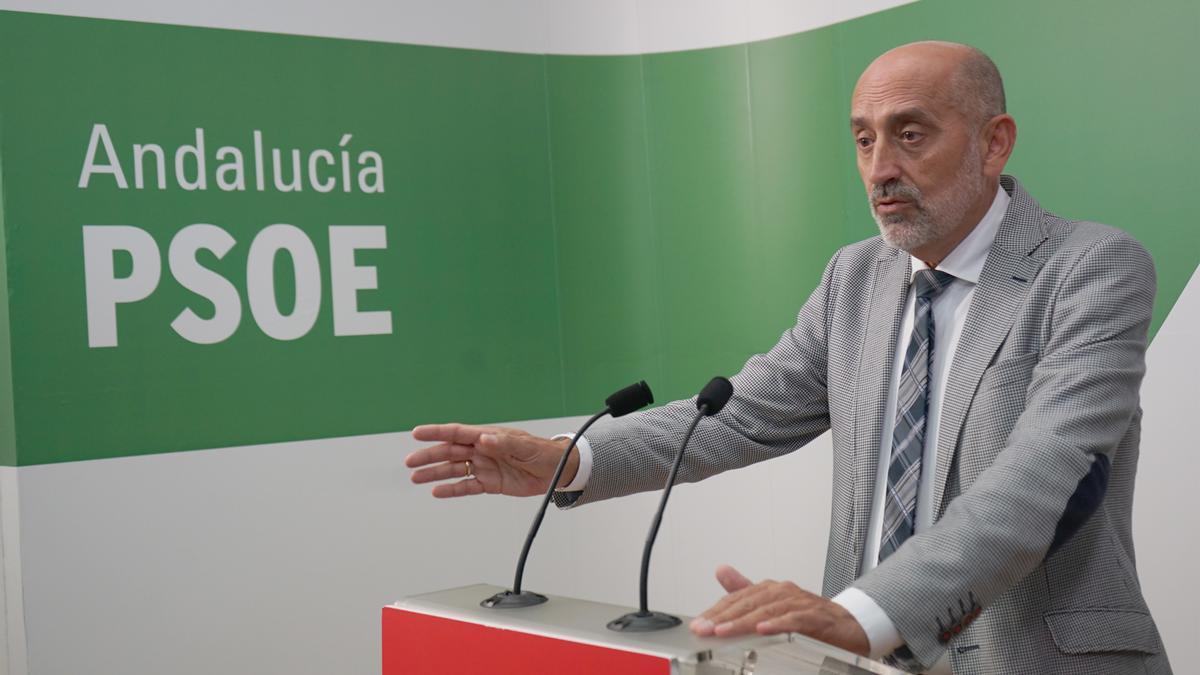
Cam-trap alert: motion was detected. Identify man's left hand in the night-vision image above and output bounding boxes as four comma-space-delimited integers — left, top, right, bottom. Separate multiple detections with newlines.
689, 565, 870, 657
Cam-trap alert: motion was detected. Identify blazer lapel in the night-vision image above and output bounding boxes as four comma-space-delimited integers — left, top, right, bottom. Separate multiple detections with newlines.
932, 176, 1050, 514
852, 246, 910, 574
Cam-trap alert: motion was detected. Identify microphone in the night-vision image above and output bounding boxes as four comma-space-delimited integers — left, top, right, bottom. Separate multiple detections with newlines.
482, 380, 654, 609
608, 376, 733, 632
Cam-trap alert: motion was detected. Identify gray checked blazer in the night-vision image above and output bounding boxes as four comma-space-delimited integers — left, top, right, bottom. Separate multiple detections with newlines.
562, 176, 1171, 674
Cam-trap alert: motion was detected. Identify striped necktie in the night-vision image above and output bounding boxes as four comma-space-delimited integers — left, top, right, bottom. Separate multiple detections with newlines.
879, 268, 956, 561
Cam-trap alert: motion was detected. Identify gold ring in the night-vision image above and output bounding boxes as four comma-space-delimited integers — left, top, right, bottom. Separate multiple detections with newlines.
465, 460, 474, 479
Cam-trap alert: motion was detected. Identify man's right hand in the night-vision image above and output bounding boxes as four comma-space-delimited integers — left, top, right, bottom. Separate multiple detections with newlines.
406, 424, 577, 498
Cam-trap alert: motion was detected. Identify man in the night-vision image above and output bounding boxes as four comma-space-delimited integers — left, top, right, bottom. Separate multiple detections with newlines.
406, 42, 1170, 674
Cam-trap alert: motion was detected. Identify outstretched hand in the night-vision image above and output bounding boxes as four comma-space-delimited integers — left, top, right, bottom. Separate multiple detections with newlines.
406, 423, 575, 498
689, 565, 869, 657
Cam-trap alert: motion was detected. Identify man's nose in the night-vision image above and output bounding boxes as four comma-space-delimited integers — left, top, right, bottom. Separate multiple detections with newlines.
866, 140, 902, 187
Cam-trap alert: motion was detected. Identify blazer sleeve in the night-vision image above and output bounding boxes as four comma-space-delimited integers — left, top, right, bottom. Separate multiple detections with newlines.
852, 231, 1156, 669
555, 249, 841, 508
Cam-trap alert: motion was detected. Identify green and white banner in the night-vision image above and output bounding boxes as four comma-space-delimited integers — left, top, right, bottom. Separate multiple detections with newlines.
2, 5, 1195, 467
0, 2, 1195, 674
1, 14, 567, 465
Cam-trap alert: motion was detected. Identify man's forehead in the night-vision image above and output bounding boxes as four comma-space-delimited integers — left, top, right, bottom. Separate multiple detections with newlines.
851, 62, 957, 126
850, 86, 947, 128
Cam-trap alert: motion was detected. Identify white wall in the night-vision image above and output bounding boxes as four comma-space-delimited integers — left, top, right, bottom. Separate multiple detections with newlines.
1131, 268, 1200, 666
0, 0, 915, 54
11, 420, 832, 675
0, 469, 28, 675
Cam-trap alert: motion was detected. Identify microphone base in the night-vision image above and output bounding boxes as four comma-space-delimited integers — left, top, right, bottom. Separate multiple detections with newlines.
480, 590, 548, 609
606, 610, 681, 632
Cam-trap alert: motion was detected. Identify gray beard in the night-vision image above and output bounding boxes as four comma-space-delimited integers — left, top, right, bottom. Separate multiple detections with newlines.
874, 202, 962, 252
870, 160, 985, 254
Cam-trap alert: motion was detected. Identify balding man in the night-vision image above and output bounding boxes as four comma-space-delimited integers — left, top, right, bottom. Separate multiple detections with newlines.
407, 42, 1170, 674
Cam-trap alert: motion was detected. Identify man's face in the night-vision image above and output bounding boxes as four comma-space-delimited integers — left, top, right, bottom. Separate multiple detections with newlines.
850, 59, 986, 253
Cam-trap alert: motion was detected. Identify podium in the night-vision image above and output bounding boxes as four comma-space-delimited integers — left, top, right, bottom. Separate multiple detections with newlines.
383, 584, 907, 674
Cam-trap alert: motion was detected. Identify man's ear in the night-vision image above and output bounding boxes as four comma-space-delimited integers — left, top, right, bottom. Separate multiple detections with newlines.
981, 113, 1017, 178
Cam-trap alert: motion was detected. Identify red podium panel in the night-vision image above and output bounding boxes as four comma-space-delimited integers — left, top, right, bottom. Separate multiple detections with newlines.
381, 584, 723, 675
383, 605, 669, 675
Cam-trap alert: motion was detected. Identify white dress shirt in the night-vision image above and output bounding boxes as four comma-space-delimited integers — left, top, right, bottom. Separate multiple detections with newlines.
565, 185, 1011, 669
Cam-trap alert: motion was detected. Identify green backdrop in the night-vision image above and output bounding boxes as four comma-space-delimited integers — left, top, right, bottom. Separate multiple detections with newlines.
0, 2, 1195, 465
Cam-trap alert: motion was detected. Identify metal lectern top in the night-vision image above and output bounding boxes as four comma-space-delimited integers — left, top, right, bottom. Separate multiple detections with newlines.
394, 584, 907, 675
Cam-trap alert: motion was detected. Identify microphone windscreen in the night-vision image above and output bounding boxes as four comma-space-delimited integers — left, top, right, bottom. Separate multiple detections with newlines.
696, 376, 733, 416
606, 380, 655, 417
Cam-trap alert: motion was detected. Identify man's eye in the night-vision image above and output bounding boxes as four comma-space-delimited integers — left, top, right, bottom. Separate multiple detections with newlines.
901, 130, 923, 142
856, 136, 873, 148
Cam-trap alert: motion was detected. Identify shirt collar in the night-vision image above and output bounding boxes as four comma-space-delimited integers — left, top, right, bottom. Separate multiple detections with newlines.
910, 185, 1010, 284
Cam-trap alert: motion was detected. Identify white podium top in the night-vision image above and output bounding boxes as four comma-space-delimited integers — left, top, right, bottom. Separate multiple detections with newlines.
393, 584, 905, 675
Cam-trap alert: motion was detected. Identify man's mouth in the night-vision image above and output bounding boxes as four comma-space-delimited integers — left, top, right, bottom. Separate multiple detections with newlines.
874, 199, 913, 215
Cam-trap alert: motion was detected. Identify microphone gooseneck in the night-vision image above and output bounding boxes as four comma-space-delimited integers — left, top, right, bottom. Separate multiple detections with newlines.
510, 409, 607, 595
482, 381, 654, 609
609, 377, 732, 632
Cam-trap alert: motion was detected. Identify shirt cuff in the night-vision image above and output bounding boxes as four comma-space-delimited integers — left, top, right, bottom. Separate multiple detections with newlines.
831, 587, 904, 659
550, 433, 592, 492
